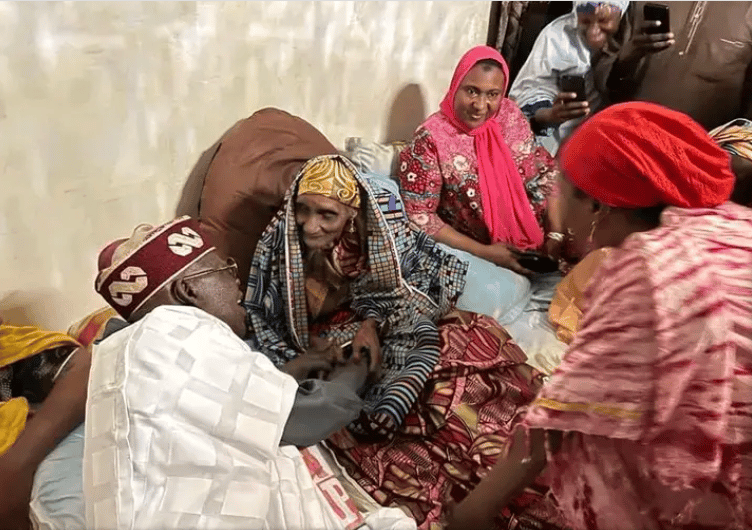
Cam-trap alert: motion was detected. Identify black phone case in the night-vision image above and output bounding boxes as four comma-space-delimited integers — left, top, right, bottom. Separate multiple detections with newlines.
559, 74, 587, 102
643, 3, 669, 34
517, 253, 560, 274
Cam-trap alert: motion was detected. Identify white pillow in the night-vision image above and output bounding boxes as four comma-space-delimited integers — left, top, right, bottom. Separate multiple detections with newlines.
502, 272, 568, 376
343, 138, 407, 180
438, 244, 532, 325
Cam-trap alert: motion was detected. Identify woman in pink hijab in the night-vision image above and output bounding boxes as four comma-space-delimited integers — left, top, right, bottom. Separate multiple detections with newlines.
399, 46, 564, 274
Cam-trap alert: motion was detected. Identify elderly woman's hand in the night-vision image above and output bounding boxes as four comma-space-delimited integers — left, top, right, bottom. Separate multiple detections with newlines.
282, 337, 343, 381
352, 318, 382, 374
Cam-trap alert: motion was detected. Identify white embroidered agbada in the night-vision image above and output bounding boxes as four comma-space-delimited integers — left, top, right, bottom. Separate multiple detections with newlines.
83, 305, 379, 530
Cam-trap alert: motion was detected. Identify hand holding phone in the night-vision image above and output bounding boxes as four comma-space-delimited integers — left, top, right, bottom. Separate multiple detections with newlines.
514, 252, 560, 274
617, 2, 674, 61
643, 3, 670, 35
534, 73, 590, 126
559, 74, 587, 102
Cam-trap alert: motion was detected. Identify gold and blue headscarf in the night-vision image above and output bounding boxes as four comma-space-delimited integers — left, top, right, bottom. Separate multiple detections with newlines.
297, 156, 361, 208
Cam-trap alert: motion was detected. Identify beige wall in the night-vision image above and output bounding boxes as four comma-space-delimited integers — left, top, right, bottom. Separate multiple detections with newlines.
0, 1, 488, 331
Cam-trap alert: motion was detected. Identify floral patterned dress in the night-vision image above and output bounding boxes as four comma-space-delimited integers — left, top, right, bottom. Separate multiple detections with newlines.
398, 99, 559, 246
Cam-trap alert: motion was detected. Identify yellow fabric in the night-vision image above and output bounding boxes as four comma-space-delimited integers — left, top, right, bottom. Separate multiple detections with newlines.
548, 248, 612, 344
0, 325, 78, 456
297, 157, 361, 208
0, 397, 29, 455
67, 306, 119, 347
0, 324, 80, 369
532, 396, 643, 420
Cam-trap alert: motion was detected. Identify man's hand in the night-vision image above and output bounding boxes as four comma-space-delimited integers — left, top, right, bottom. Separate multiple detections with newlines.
535, 92, 590, 126
620, 21, 675, 63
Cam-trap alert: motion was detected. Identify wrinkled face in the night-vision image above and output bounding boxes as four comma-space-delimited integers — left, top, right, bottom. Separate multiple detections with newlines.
295, 193, 354, 251
577, 5, 621, 51
181, 251, 247, 338
453, 63, 505, 130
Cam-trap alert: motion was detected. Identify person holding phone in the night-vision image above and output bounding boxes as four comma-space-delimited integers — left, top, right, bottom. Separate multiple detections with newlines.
509, 0, 630, 155
598, 2, 752, 130
398, 46, 567, 277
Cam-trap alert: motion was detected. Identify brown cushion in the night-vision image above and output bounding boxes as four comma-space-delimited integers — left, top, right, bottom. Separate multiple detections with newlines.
197, 108, 338, 288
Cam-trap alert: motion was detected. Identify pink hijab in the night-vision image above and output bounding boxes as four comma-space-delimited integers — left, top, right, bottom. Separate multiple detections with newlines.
440, 46, 543, 250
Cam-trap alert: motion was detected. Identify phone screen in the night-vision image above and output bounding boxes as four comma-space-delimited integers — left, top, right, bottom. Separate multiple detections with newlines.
559, 74, 586, 102
643, 3, 670, 34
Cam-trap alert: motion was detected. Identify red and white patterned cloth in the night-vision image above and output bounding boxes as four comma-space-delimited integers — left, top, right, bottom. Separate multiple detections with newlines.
524, 203, 752, 529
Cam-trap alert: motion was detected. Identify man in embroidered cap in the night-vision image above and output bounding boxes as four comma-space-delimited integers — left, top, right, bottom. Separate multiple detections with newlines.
93, 214, 367, 434
81, 216, 384, 528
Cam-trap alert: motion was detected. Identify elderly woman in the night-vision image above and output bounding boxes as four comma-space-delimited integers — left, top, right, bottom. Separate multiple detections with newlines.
447, 102, 752, 529
509, 0, 629, 154
398, 46, 565, 276
245, 154, 541, 438
246, 154, 551, 528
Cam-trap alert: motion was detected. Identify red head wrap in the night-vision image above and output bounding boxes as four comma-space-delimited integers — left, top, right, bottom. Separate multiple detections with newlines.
559, 102, 735, 208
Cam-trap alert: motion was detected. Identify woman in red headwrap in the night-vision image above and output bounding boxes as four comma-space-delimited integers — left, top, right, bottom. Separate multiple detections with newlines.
447, 102, 752, 530
398, 46, 565, 275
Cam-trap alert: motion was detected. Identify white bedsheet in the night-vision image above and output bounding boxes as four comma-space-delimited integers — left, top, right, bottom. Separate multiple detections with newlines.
503, 271, 568, 376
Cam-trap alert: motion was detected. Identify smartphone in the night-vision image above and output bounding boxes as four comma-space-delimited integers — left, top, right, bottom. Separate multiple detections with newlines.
558, 74, 587, 102
516, 252, 560, 274
643, 3, 670, 34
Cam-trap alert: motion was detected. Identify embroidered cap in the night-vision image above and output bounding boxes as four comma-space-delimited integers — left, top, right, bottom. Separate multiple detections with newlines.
95, 216, 215, 320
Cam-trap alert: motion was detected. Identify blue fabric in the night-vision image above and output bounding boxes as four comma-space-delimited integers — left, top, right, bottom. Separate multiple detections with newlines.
366, 170, 533, 326
30, 423, 85, 530
438, 244, 533, 325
